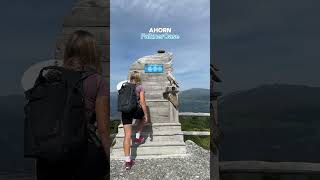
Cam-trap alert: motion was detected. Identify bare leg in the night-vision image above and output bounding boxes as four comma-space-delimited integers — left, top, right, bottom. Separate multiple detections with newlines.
136, 118, 145, 135
123, 124, 132, 157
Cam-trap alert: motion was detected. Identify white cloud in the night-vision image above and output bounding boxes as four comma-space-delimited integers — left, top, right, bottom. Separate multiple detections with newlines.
111, 0, 209, 21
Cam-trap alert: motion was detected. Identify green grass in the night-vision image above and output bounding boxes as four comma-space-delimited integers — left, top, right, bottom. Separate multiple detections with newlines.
179, 116, 210, 131
110, 120, 121, 134
179, 116, 210, 150
184, 135, 210, 150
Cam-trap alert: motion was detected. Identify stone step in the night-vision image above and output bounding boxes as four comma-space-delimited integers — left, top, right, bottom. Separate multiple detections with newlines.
142, 79, 168, 84
113, 139, 186, 149
118, 122, 181, 133
142, 81, 169, 86
144, 86, 166, 92
143, 83, 166, 86
118, 123, 182, 132
111, 153, 189, 160
143, 89, 168, 93
148, 116, 170, 123
149, 117, 170, 123
111, 145, 187, 160
148, 113, 170, 118
144, 86, 175, 91
146, 99, 169, 102
144, 90, 167, 95
112, 121, 186, 159
111, 143, 186, 158
148, 107, 169, 115
112, 141, 185, 149
146, 100, 169, 107
149, 113, 169, 120
114, 132, 184, 146
145, 94, 166, 100
142, 77, 168, 81
144, 91, 164, 95
113, 138, 185, 149
114, 133, 184, 148
148, 117, 170, 123
145, 91, 164, 96
144, 84, 166, 88
116, 130, 184, 137
147, 105, 170, 111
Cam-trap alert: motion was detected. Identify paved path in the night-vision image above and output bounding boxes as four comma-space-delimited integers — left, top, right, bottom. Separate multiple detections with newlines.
110, 140, 210, 180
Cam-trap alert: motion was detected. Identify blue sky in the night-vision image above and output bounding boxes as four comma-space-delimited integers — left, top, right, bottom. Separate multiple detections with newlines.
110, 0, 210, 92
2, 0, 320, 96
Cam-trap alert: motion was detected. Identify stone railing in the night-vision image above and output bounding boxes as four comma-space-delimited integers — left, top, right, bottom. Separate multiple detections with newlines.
179, 112, 210, 117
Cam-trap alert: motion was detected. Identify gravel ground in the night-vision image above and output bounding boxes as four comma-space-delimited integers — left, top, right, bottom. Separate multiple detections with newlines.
110, 140, 210, 180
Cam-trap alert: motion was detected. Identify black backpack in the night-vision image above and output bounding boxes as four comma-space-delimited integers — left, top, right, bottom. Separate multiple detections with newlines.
24, 66, 99, 162
117, 82, 138, 113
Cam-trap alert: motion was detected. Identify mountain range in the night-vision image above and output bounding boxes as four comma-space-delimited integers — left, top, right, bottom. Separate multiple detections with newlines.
219, 84, 320, 162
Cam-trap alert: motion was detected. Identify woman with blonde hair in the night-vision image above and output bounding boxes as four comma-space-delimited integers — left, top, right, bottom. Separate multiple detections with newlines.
121, 70, 149, 170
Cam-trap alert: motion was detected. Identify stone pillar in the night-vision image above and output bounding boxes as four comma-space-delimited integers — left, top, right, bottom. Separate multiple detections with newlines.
54, 0, 110, 81
111, 50, 187, 159
210, 64, 222, 180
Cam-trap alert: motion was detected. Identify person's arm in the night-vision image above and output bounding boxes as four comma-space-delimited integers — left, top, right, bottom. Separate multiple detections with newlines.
139, 91, 148, 122
95, 95, 110, 157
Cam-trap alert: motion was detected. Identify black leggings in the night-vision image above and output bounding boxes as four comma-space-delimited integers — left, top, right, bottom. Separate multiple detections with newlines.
36, 143, 109, 180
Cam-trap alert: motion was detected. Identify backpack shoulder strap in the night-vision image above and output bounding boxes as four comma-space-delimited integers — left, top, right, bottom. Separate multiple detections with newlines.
81, 69, 97, 80
78, 68, 98, 93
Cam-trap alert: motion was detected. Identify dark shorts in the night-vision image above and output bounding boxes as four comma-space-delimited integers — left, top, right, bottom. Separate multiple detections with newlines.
121, 107, 144, 125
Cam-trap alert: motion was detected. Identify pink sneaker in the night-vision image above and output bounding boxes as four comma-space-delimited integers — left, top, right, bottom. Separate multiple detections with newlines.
125, 160, 134, 170
134, 136, 145, 144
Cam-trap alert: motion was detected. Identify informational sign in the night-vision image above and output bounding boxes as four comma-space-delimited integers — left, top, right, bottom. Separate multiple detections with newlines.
144, 64, 164, 73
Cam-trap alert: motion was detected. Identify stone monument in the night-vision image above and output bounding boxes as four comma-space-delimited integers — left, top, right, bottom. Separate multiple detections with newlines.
111, 50, 187, 159
54, 0, 110, 80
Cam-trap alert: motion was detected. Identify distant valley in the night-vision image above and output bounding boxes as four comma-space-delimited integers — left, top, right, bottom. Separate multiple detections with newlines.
219, 84, 320, 162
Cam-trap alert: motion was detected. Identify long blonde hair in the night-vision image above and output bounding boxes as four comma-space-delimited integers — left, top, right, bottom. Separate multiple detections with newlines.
129, 71, 141, 84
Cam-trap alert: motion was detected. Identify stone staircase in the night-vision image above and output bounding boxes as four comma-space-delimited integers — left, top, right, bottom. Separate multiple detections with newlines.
111, 123, 187, 159
110, 50, 187, 160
